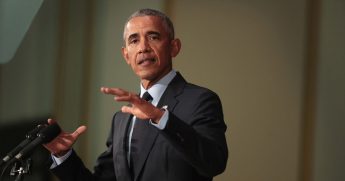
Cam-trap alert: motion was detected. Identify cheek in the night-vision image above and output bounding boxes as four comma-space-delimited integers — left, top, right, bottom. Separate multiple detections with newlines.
125, 51, 136, 65
156, 47, 170, 61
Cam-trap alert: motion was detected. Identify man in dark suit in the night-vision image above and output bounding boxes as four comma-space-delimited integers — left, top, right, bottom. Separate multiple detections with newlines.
44, 8, 228, 181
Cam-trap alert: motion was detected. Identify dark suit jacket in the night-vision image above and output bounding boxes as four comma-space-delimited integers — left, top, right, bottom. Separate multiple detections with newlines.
52, 73, 228, 181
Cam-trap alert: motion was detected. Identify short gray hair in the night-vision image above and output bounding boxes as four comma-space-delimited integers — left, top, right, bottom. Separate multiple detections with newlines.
123, 8, 175, 42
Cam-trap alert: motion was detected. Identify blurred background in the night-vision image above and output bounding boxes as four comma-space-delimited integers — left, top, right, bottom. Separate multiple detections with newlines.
0, 0, 344, 181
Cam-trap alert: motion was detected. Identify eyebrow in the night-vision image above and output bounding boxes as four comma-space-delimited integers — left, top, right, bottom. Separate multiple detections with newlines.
127, 31, 161, 42
147, 31, 161, 37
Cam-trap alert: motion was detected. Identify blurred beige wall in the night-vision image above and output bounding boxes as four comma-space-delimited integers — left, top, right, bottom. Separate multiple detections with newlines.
0, 0, 344, 181
169, 1, 305, 180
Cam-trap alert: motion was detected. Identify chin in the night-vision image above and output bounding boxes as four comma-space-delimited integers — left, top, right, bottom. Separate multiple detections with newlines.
137, 71, 156, 80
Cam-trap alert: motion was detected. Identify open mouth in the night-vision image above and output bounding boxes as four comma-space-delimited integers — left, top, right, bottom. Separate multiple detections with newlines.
138, 58, 156, 65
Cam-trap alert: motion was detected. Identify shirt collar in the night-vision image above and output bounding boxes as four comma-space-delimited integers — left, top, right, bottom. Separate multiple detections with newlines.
140, 70, 176, 106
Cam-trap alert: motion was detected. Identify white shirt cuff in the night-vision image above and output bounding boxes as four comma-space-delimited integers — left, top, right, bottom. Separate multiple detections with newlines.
50, 149, 73, 169
150, 108, 169, 130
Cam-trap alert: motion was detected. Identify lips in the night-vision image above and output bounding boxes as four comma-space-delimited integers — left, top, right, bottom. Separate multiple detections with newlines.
138, 58, 156, 65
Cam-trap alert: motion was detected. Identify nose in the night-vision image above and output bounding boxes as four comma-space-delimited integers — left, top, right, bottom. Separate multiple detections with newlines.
138, 38, 151, 53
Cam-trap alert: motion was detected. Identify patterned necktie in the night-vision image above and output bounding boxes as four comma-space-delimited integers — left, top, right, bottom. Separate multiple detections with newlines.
129, 92, 153, 174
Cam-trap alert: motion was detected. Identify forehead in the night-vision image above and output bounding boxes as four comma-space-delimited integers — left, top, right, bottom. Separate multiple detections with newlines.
124, 16, 167, 38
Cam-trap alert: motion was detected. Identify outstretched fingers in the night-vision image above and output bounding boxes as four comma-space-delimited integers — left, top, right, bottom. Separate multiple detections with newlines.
101, 87, 139, 103
100, 87, 127, 96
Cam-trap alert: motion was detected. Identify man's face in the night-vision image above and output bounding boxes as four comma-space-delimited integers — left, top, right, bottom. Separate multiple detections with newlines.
122, 16, 180, 88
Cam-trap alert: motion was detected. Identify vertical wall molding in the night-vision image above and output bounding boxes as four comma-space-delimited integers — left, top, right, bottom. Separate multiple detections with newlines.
78, 0, 95, 163
53, 0, 69, 120
300, 0, 321, 180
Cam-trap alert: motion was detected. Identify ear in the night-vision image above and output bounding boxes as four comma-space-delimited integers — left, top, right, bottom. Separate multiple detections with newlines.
121, 46, 130, 65
170, 38, 181, 57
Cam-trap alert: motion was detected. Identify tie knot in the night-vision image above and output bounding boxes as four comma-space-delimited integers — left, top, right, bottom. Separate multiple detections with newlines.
141, 92, 153, 102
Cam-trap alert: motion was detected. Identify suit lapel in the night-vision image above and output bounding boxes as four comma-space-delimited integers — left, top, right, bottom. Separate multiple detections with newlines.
157, 73, 185, 109
132, 121, 159, 180
113, 113, 133, 181
133, 72, 186, 180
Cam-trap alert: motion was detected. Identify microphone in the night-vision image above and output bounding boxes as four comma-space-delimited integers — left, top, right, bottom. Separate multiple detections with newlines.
13, 123, 61, 161
0, 124, 46, 167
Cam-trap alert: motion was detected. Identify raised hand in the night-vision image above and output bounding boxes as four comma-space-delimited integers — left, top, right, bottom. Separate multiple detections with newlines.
100, 87, 163, 123
43, 119, 87, 157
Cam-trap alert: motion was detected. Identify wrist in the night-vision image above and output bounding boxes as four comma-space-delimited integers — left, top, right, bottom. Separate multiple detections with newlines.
151, 108, 165, 124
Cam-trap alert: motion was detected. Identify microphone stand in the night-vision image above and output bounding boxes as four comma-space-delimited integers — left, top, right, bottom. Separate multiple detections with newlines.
9, 158, 31, 181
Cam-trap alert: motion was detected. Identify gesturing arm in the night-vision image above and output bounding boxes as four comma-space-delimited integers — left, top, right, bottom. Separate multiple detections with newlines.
44, 119, 117, 181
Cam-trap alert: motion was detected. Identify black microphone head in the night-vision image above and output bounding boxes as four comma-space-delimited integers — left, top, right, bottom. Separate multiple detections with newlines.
37, 123, 61, 143
26, 124, 47, 139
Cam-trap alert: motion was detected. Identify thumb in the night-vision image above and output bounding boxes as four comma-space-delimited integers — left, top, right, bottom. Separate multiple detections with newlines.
121, 105, 134, 114
72, 125, 87, 139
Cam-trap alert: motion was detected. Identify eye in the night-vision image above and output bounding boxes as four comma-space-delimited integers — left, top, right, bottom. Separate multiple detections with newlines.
148, 34, 160, 41
129, 38, 138, 44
